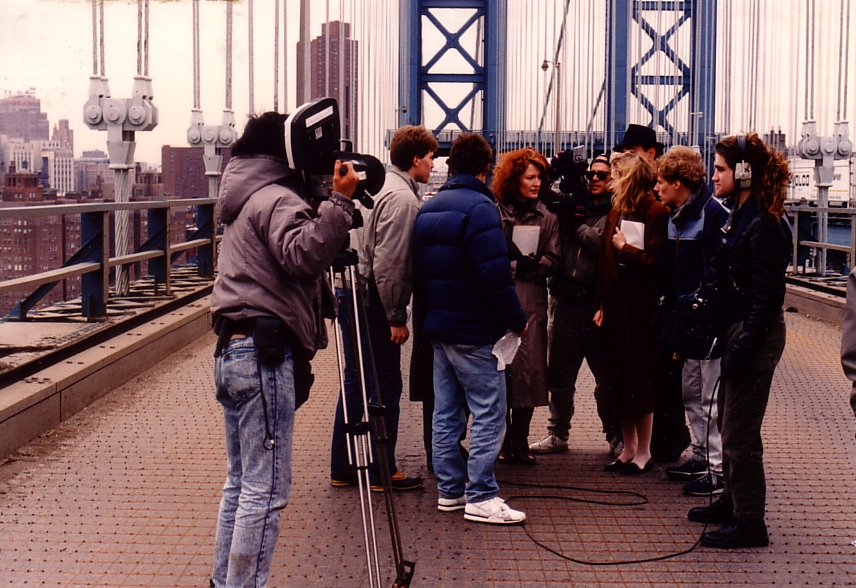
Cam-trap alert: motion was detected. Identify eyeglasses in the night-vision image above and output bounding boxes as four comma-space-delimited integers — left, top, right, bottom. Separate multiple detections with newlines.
585, 170, 610, 181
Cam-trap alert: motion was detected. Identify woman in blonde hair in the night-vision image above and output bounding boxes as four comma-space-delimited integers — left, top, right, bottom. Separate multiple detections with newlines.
593, 151, 670, 475
491, 147, 560, 464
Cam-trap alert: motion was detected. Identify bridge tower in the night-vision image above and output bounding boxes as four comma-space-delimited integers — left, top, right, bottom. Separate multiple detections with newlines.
399, 0, 507, 153
606, 0, 718, 153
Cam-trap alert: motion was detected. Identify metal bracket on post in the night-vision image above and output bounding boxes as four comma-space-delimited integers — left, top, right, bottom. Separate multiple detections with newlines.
798, 121, 852, 276
83, 75, 158, 295
187, 109, 237, 197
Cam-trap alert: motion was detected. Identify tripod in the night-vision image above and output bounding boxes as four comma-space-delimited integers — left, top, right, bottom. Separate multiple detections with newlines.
329, 250, 415, 588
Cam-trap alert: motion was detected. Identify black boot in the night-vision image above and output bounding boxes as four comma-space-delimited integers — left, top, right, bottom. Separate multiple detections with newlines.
509, 408, 536, 465
700, 519, 769, 549
688, 495, 734, 524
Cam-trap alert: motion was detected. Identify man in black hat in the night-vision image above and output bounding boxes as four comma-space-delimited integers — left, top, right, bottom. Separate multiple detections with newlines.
615, 123, 665, 162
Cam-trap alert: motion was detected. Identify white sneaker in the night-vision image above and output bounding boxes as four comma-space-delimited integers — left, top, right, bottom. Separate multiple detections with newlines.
437, 495, 467, 512
464, 497, 526, 524
529, 433, 569, 454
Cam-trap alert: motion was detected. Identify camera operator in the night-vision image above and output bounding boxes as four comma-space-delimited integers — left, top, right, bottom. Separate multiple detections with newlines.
530, 153, 622, 457
209, 111, 358, 587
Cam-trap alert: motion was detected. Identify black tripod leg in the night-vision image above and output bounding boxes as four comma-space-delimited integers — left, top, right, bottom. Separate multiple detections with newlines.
354, 276, 415, 588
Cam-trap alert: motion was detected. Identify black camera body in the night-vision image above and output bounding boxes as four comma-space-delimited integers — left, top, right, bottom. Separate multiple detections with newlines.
284, 98, 384, 210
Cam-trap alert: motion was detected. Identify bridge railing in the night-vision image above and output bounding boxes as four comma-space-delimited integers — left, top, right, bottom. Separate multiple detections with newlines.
0, 199, 218, 319
786, 204, 856, 277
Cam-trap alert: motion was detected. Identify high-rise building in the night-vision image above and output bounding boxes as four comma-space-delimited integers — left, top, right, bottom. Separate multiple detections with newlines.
296, 21, 359, 145
52, 119, 74, 152
0, 91, 50, 143
161, 145, 230, 200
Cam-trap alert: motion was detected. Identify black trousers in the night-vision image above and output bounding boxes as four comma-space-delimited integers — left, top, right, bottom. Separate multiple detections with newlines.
719, 312, 786, 521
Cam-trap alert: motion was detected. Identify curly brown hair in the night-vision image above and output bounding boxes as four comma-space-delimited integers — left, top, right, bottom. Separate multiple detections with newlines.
656, 146, 707, 190
715, 132, 791, 221
490, 148, 549, 202
389, 126, 439, 171
610, 152, 656, 214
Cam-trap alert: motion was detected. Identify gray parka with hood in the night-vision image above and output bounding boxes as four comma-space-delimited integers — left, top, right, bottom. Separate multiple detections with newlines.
211, 155, 354, 354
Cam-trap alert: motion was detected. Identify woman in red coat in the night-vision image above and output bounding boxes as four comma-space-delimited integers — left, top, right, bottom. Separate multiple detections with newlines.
593, 152, 669, 475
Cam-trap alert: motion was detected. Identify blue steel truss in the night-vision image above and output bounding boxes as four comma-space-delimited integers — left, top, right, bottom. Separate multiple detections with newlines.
399, 0, 506, 153
606, 0, 717, 154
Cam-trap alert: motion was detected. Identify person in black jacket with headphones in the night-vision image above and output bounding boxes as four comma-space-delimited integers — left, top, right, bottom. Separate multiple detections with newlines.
688, 132, 792, 549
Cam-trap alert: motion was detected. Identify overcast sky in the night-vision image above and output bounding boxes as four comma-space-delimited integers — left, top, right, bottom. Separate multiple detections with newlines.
1, 0, 853, 167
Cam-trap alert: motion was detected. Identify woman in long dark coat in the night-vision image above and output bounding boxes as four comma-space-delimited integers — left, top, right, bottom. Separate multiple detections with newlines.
593, 152, 669, 475
491, 148, 560, 464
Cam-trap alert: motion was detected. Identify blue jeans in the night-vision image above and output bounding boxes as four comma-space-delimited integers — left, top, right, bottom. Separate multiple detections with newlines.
330, 285, 402, 477
431, 341, 506, 503
212, 336, 295, 588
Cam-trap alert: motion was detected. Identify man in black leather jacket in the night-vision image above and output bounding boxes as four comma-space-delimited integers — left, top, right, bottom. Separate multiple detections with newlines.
687, 133, 792, 550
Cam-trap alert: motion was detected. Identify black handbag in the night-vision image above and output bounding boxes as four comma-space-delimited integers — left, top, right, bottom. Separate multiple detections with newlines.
665, 287, 724, 360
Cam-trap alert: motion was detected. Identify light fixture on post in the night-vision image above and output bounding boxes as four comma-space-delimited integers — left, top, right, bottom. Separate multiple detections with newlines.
541, 59, 561, 156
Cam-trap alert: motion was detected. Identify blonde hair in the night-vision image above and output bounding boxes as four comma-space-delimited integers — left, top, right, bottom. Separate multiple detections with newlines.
610, 152, 656, 213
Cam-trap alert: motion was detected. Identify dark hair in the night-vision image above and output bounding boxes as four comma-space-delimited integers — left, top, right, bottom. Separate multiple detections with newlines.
389, 126, 439, 170
448, 133, 493, 176
231, 112, 289, 160
491, 147, 548, 202
715, 132, 791, 221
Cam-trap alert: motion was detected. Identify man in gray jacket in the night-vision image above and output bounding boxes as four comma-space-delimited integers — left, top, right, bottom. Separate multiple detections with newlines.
210, 112, 357, 588
330, 125, 438, 491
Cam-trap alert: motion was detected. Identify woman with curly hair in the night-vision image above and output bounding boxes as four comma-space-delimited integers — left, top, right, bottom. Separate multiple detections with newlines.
688, 133, 792, 550
593, 151, 670, 476
491, 147, 560, 464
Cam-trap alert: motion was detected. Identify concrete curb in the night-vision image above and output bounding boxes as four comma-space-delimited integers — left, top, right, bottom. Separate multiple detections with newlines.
0, 296, 212, 459
784, 283, 846, 324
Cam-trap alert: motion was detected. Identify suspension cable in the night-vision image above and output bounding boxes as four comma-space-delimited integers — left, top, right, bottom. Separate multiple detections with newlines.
99, 0, 105, 77
91, 0, 98, 76
274, 0, 280, 112
838, 0, 852, 120
137, 0, 143, 76
144, 0, 149, 77
192, 0, 200, 110
248, 0, 254, 115
226, 0, 233, 111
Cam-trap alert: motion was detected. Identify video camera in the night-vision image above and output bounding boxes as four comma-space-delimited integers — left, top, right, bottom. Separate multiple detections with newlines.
547, 144, 588, 197
284, 97, 385, 212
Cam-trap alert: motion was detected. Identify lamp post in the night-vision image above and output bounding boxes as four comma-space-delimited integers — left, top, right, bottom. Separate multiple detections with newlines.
542, 59, 561, 156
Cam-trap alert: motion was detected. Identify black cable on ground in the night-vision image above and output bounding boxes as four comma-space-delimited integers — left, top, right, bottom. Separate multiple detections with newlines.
497, 474, 710, 565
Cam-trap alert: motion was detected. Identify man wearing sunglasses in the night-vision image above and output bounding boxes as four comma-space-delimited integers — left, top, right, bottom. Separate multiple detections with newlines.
531, 154, 621, 456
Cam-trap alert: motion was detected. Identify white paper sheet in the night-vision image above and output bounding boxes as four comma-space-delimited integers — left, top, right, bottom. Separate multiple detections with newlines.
620, 220, 646, 250
511, 225, 540, 257
492, 331, 521, 371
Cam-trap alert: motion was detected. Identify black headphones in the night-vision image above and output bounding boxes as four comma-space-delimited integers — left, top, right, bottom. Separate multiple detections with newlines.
734, 134, 752, 188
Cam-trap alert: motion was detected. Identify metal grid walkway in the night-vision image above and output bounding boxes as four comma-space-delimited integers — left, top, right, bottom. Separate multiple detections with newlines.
0, 312, 854, 587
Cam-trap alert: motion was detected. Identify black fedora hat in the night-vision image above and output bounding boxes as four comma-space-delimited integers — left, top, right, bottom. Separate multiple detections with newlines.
615, 124, 665, 153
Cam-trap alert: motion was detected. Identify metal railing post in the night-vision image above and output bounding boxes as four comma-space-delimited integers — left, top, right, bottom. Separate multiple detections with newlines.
792, 210, 800, 275
80, 210, 109, 319
147, 206, 170, 296
196, 201, 215, 277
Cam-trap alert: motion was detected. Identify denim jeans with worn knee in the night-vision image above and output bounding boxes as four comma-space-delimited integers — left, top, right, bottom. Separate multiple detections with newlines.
212, 336, 295, 588
431, 341, 506, 503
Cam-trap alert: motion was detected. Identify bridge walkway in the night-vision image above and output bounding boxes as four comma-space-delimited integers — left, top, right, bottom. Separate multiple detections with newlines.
0, 311, 854, 587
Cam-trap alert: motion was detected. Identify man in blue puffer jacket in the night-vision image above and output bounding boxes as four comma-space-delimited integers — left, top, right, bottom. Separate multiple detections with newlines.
412, 133, 528, 525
